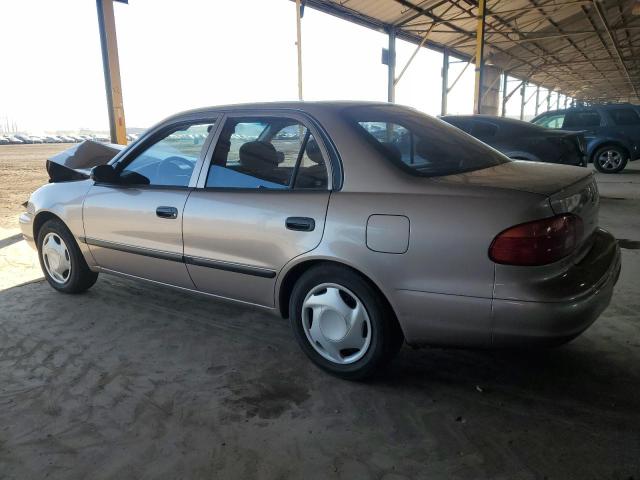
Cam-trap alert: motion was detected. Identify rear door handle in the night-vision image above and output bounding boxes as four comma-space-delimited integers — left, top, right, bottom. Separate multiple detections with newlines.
156, 206, 178, 219
286, 217, 315, 232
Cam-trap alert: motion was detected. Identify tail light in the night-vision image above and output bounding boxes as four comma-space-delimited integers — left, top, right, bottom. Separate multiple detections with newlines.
489, 214, 583, 266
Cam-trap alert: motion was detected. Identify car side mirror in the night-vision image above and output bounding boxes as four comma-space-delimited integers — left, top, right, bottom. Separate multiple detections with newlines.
90, 164, 118, 183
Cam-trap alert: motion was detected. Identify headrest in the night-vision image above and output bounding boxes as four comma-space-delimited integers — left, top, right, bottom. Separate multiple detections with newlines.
239, 141, 279, 171
306, 138, 324, 165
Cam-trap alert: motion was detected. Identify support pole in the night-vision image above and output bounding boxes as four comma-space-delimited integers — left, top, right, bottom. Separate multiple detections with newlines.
501, 73, 507, 117
387, 28, 396, 103
534, 86, 540, 116
441, 49, 449, 116
556, 93, 560, 110
473, 0, 487, 114
536, 89, 548, 112
295, 0, 303, 101
96, 0, 127, 145
520, 82, 526, 120
547, 91, 552, 111
564, 96, 568, 108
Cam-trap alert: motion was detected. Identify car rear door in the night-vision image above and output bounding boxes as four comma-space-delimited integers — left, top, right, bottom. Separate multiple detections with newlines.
82, 117, 218, 288
182, 111, 333, 307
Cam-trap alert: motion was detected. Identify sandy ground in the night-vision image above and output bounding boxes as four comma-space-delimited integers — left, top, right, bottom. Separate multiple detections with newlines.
0, 147, 639, 479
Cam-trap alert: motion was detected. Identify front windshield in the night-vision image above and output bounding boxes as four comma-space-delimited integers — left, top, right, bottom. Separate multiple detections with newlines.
344, 105, 509, 177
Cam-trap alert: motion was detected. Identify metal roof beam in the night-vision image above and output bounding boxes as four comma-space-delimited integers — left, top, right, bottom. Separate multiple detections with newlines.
592, 0, 639, 100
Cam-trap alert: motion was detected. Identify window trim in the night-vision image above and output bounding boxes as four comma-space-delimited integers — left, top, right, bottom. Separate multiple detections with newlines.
103, 114, 221, 190
195, 110, 334, 192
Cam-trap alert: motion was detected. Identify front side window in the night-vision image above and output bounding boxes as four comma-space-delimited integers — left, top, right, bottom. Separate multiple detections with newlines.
120, 122, 214, 186
608, 108, 640, 126
205, 117, 328, 189
347, 106, 508, 177
533, 114, 565, 129
562, 111, 602, 128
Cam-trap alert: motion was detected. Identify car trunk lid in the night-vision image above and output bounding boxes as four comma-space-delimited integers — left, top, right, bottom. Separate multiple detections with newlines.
434, 160, 599, 245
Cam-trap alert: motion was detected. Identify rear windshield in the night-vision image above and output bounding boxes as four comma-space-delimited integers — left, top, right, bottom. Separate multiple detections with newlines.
344, 105, 509, 177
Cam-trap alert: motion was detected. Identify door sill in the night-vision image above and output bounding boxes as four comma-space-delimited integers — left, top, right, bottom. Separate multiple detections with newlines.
95, 267, 277, 312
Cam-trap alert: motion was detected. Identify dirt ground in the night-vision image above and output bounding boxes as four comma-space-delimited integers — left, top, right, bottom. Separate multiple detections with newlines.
0, 144, 69, 230
0, 147, 639, 479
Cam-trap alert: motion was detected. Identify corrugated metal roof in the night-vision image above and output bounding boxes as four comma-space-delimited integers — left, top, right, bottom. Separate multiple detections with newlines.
304, 0, 640, 103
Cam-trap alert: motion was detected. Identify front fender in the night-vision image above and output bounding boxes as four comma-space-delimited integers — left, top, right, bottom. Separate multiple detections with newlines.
22, 180, 95, 266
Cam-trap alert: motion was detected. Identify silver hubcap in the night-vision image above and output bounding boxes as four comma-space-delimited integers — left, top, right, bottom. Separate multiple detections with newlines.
42, 232, 71, 284
597, 150, 622, 170
301, 283, 372, 365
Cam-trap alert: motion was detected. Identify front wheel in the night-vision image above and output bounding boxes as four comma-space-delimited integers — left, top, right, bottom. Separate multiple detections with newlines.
37, 219, 98, 293
593, 146, 628, 173
289, 264, 403, 380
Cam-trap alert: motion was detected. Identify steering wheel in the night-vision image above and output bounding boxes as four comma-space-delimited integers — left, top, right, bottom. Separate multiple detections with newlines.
156, 156, 193, 183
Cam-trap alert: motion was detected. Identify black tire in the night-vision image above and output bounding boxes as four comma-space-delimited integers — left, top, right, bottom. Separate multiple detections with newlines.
37, 219, 98, 293
593, 145, 628, 173
289, 264, 404, 380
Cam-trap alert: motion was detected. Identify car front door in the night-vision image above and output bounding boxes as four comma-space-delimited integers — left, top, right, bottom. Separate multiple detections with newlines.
83, 118, 218, 287
182, 112, 333, 307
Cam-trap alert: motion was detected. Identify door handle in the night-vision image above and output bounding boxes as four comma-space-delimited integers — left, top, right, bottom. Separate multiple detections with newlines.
286, 217, 315, 232
156, 206, 178, 219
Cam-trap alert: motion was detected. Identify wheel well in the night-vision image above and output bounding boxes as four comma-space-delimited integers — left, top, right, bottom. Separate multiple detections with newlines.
278, 259, 398, 326
32, 211, 62, 242
591, 142, 630, 161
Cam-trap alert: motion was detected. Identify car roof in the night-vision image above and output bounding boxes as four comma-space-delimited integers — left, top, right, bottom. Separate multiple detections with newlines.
441, 114, 530, 126
175, 100, 390, 115
442, 114, 550, 132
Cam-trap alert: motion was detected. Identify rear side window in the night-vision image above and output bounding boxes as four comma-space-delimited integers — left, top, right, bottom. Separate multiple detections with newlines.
346, 106, 508, 177
443, 118, 472, 134
471, 121, 498, 139
608, 108, 640, 125
205, 117, 328, 190
562, 111, 602, 128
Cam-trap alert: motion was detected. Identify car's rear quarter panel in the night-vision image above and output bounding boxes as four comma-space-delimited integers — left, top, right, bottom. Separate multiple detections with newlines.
298, 182, 553, 346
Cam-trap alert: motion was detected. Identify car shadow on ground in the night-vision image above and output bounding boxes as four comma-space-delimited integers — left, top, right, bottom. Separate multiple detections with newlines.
0, 275, 638, 478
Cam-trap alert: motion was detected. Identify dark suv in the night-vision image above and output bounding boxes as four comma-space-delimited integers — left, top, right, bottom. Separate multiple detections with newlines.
531, 104, 640, 173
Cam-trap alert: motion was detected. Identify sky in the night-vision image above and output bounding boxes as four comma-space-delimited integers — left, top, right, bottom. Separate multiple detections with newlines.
0, 0, 564, 134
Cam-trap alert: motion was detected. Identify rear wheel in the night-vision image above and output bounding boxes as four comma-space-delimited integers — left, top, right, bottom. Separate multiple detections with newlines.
37, 219, 98, 293
289, 264, 403, 380
593, 145, 628, 173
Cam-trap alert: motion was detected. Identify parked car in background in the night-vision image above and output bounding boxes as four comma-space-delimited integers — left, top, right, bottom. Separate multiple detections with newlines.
0, 136, 10, 145
15, 134, 33, 144
7, 136, 24, 144
43, 135, 62, 143
30, 136, 45, 144
441, 115, 586, 167
20, 102, 620, 379
531, 103, 640, 173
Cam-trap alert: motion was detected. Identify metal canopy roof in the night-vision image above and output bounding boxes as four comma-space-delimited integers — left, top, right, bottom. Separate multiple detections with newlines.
304, 0, 640, 103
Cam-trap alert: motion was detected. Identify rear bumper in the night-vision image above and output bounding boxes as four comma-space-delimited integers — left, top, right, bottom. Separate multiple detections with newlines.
492, 228, 621, 346
395, 228, 621, 348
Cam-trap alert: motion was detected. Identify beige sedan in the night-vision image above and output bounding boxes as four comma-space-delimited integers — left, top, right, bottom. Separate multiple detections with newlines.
20, 102, 621, 379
